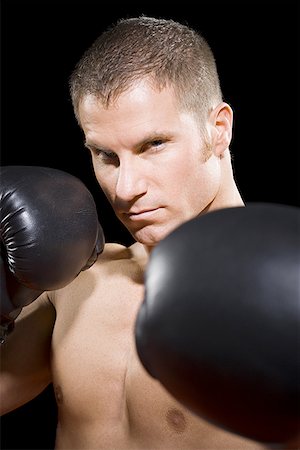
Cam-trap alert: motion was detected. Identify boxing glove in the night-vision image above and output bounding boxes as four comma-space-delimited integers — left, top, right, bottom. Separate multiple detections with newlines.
1, 165, 105, 343
135, 203, 300, 445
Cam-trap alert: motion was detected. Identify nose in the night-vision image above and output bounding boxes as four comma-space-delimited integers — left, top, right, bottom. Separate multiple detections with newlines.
115, 157, 147, 204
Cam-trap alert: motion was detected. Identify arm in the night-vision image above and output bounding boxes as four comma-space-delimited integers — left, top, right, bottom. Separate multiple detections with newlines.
0, 293, 55, 415
0, 165, 105, 414
135, 203, 300, 446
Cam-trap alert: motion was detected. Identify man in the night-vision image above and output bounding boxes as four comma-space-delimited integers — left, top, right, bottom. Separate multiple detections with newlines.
1, 16, 270, 449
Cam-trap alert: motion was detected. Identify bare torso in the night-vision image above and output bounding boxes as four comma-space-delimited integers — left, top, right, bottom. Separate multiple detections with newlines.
49, 243, 267, 449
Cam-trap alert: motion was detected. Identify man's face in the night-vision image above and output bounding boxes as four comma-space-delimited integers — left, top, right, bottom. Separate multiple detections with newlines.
79, 80, 222, 249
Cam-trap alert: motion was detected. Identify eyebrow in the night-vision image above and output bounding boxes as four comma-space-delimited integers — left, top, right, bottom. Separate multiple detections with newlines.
84, 131, 172, 152
84, 141, 109, 152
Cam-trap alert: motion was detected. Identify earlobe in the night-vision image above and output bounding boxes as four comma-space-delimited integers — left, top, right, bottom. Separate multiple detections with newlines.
211, 102, 233, 157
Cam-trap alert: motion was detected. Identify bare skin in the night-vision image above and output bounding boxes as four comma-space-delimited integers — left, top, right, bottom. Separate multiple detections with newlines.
1, 243, 268, 449
0, 81, 273, 448
80, 79, 243, 251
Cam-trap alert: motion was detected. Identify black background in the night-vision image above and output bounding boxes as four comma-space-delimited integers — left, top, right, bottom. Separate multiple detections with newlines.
1, 1, 299, 448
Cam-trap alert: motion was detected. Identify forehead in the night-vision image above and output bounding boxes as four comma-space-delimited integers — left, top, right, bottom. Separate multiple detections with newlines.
78, 80, 199, 149
79, 81, 181, 128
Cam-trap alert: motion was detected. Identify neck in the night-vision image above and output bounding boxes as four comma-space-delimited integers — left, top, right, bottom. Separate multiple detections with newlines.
129, 242, 150, 267
206, 149, 245, 212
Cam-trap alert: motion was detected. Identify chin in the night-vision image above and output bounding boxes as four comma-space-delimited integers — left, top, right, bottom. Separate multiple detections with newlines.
131, 222, 179, 247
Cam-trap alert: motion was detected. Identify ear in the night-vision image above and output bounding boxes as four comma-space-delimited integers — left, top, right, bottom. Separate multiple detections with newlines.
208, 102, 233, 157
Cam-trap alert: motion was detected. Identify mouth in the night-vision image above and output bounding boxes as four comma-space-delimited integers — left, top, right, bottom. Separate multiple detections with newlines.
125, 208, 161, 221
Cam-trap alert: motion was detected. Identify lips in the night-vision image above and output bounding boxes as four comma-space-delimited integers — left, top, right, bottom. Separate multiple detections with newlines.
125, 208, 160, 220
129, 209, 156, 215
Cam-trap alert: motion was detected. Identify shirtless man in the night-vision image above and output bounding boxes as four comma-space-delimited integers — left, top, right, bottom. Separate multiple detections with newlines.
1, 16, 271, 449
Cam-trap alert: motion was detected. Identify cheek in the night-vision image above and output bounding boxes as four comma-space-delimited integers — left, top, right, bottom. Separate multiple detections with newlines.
157, 157, 192, 189
167, 155, 221, 210
196, 156, 221, 192
164, 154, 220, 192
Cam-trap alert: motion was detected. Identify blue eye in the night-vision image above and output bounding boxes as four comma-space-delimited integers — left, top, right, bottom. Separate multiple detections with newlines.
100, 150, 117, 159
85, 144, 117, 159
151, 140, 163, 148
87, 146, 118, 165
97, 150, 119, 166
141, 140, 165, 153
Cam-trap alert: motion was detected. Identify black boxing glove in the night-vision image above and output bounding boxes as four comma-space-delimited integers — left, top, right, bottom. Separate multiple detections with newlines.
1, 165, 105, 343
135, 203, 300, 445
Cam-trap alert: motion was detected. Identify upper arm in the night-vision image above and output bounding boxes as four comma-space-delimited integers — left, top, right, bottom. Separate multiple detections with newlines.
0, 292, 56, 415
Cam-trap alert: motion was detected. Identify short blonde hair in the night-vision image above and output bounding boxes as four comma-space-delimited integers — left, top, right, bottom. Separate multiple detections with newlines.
70, 16, 223, 125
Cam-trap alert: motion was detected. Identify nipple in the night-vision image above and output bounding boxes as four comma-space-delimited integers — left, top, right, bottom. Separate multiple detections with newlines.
165, 408, 187, 433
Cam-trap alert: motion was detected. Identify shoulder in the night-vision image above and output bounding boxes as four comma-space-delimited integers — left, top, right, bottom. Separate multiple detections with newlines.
49, 243, 135, 296
99, 242, 131, 262
94, 242, 147, 267
88, 242, 146, 284
49, 242, 145, 306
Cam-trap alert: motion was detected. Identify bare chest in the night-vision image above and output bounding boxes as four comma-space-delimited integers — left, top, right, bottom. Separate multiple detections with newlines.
51, 268, 143, 419
50, 267, 265, 450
